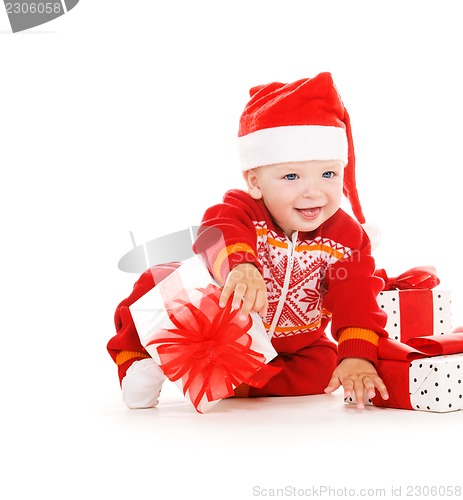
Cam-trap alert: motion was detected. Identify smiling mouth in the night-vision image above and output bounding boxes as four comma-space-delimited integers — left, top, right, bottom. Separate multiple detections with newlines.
296, 207, 321, 220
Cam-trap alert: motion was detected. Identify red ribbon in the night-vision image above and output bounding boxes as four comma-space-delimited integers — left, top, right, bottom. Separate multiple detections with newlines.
378, 334, 463, 361
147, 284, 280, 412
372, 333, 463, 410
375, 266, 441, 343
375, 266, 440, 291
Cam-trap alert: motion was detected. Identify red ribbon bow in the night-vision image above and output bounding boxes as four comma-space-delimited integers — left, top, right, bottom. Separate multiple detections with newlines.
147, 284, 280, 412
375, 266, 440, 291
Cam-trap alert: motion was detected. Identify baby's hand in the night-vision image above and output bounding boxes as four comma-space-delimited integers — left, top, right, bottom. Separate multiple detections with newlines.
324, 357, 389, 409
219, 263, 268, 320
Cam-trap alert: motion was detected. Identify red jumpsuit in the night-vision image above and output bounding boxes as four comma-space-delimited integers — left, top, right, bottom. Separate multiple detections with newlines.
108, 189, 387, 397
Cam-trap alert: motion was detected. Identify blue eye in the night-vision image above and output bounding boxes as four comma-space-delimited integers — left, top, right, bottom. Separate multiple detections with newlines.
322, 171, 335, 179
284, 173, 299, 181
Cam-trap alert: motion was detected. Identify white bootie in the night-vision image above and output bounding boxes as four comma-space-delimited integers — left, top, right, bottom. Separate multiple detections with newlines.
121, 358, 166, 409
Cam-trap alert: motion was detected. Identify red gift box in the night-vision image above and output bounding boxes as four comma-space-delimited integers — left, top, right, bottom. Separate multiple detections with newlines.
375, 267, 452, 342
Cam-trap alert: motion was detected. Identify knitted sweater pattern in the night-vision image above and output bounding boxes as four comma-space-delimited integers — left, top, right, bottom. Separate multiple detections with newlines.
194, 189, 388, 363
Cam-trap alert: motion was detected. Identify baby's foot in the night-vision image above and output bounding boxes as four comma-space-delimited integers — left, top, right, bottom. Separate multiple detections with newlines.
121, 358, 166, 408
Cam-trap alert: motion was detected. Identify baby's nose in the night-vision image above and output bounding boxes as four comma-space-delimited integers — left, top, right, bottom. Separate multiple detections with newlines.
301, 182, 322, 197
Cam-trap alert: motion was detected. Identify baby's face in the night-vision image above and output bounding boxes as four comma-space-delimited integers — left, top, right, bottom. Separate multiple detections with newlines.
244, 160, 344, 237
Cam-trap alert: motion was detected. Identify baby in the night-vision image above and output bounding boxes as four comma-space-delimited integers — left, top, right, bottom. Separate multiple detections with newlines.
108, 72, 389, 409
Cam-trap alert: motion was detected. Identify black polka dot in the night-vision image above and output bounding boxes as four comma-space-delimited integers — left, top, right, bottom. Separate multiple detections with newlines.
436, 397, 440, 401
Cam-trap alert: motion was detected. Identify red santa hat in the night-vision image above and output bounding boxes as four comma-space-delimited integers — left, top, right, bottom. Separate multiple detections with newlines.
238, 72, 366, 225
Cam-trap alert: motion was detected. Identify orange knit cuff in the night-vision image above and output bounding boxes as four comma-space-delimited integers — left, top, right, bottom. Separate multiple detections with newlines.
337, 328, 380, 365
337, 327, 379, 346
115, 350, 150, 366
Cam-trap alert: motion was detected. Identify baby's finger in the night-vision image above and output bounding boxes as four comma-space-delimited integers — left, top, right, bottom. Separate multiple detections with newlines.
232, 283, 247, 311
219, 284, 234, 308
324, 372, 341, 394
373, 376, 389, 400
362, 376, 377, 400
353, 379, 366, 409
254, 289, 268, 318
340, 377, 354, 400
239, 289, 257, 320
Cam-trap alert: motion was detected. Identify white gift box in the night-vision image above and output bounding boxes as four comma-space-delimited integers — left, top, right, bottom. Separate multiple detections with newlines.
408, 353, 463, 412
377, 289, 452, 342
129, 256, 278, 412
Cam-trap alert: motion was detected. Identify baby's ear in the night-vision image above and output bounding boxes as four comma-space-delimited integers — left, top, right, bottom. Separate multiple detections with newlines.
242, 169, 263, 200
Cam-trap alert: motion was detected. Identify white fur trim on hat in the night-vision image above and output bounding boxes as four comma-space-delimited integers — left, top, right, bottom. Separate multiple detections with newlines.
239, 125, 348, 171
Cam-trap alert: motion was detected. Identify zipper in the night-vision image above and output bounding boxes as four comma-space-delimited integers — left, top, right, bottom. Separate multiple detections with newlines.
268, 231, 298, 338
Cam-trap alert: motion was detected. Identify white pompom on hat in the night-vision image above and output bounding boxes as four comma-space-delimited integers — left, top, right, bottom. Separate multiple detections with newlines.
238, 72, 366, 227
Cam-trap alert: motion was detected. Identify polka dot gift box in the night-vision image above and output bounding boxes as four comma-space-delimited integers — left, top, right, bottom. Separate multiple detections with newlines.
407, 354, 463, 412
348, 333, 463, 412
375, 267, 452, 342
347, 354, 463, 413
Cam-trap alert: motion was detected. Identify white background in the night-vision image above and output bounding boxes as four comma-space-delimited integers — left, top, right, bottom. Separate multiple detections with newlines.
1, 1, 463, 499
